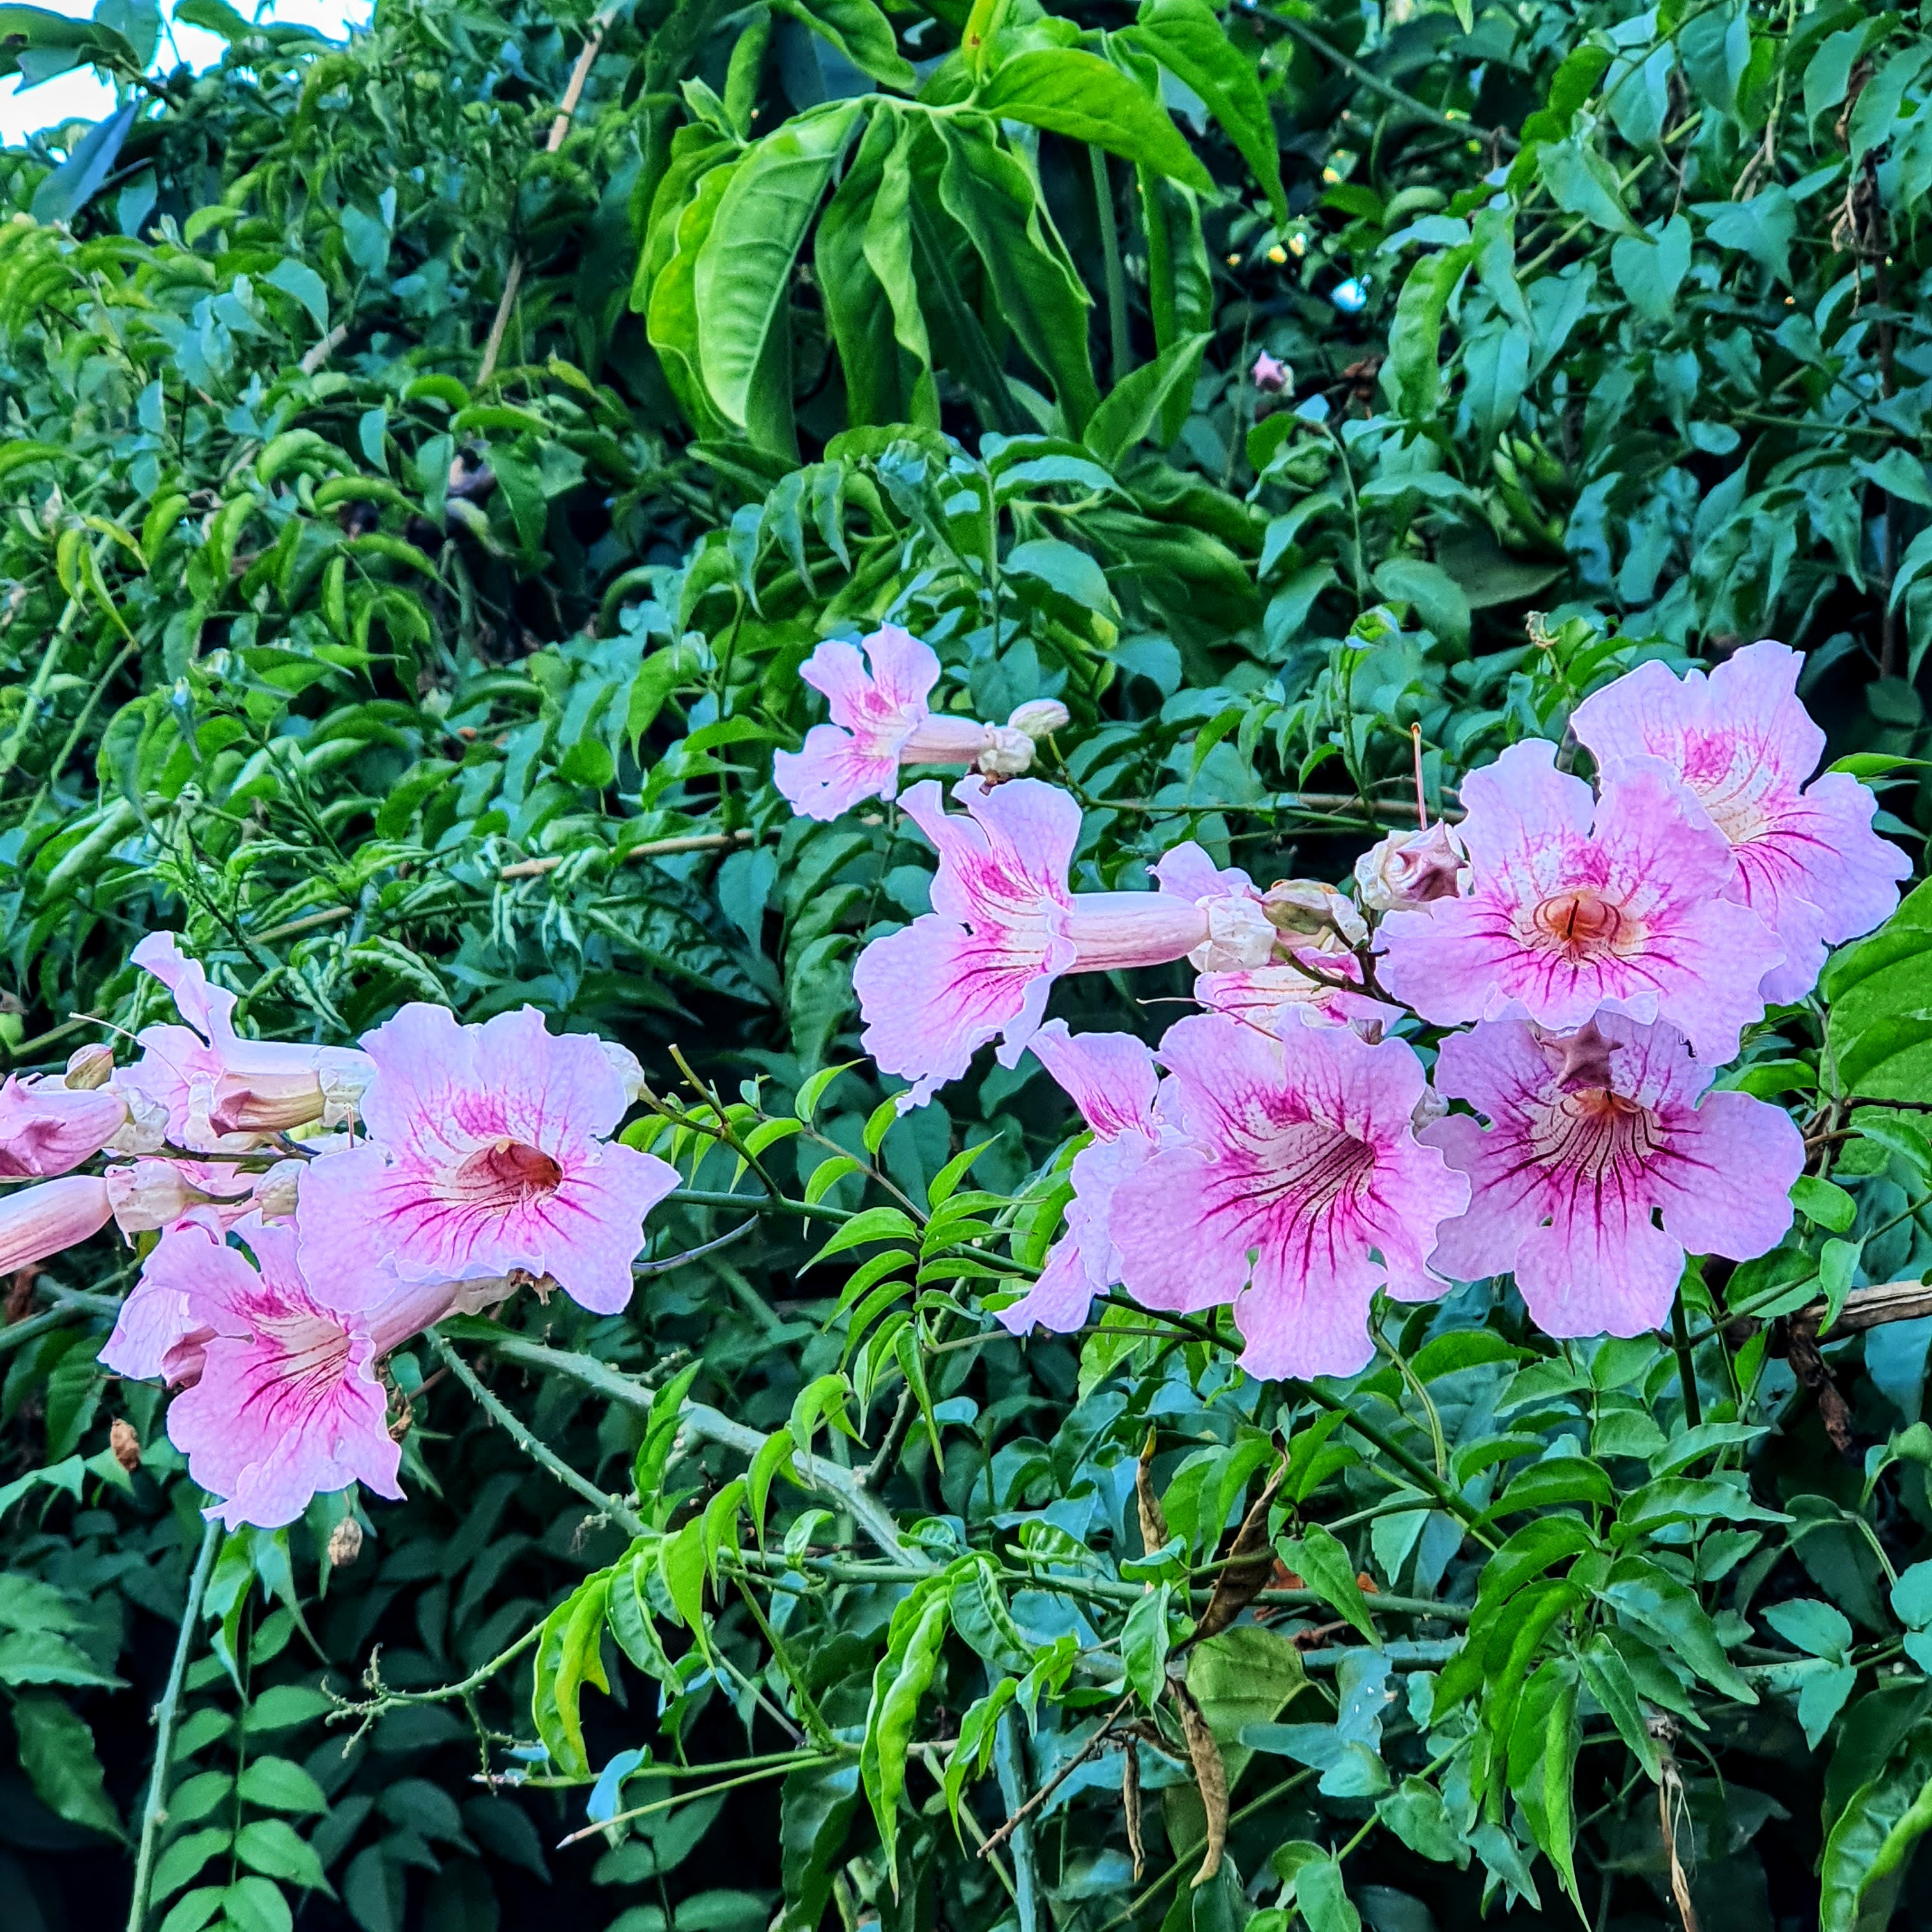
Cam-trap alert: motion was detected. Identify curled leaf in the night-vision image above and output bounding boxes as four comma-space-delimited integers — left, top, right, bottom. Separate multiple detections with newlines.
1171, 1673, 1227, 1887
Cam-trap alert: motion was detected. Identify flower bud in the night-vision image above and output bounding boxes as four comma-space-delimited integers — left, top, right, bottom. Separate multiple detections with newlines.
1252, 351, 1291, 394
0, 1077, 127, 1179
328, 1517, 364, 1568
1262, 879, 1368, 949
104, 1160, 202, 1235
209, 1070, 326, 1137
600, 1039, 648, 1107
64, 1044, 115, 1091
249, 1159, 303, 1221
105, 1085, 169, 1157
1353, 821, 1467, 913
110, 1418, 141, 1473
1006, 699, 1070, 742
976, 726, 1038, 778
0, 1176, 112, 1273
1189, 894, 1278, 972
1410, 1086, 1448, 1134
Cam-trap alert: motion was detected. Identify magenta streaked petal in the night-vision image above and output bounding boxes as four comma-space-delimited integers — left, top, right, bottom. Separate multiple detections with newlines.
1574, 643, 1908, 1004
1425, 1013, 1802, 1341
773, 725, 903, 820
1109, 1014, 1465, 1377
1379, 741, 1782, 1062
1025, 1022, 1158, 1142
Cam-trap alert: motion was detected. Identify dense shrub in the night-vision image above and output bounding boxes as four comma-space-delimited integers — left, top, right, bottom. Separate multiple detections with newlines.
3, 1, 1932, 1930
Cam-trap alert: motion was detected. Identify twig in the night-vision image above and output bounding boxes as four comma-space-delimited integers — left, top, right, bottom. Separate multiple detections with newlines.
428, 1330, 645, 1537
553, 1754, 840, 1848
981, 1692, 1133, 1858
477, 12, 614, 386
126, 1517, 221, 1932
299, 323, 350, 375
498, 827, 754, 881
1268, 13, 1517, 152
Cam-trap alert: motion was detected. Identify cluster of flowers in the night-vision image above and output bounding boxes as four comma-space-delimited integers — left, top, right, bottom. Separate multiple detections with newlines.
0, 937, 677, 1528
779, 632, 1909, 1378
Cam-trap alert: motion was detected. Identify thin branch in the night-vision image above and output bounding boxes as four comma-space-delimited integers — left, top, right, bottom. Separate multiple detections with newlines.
478, 11, 615, 385
126, 1517, 222, 1932
429, 1330, 645, 1537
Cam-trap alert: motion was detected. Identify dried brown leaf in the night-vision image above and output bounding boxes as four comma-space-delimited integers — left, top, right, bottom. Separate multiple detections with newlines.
1171, 1677, 1227, 1888
1137, 1427, 1169, 1560
1195, 1458, 1286, 1641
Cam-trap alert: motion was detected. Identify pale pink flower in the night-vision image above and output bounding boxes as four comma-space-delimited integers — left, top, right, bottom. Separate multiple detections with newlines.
294, 1005, 677, 1314
1252, 351, 1291, 394
1377, 741, 1782, 1064
997, 1023, 1158, 1335
772, 627, 1065, 820
1423, 1012, 1802, 1338
854, 781, 1224, 1108
1354, 821, 1468, 912
118, 935, 372, 1150
0, 1075, 126, 1178
1110, 1013, 1469, 1379
1571, 641, 1910, 1002
0, 1175, 112, 1273
158, 1218, 455, 1529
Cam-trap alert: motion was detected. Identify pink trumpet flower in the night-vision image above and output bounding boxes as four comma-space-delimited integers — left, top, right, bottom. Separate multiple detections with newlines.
294, 1004, 677, 1315
997, 1023, 1158, 1335
157, 1218, 459, 1530
1571, 640, 1910, 1003
1423, 1013, 1802, 1338
772, 625, 1070, 820
1109, 1013, 1469, 1380
1377, 740, 1782, 1064
0, 1075, 127, 1177
0, 1175, 113, 1274
853, 783, 1272, 1109
119, 935, 372, 1151
1194, 951, 1400, 1035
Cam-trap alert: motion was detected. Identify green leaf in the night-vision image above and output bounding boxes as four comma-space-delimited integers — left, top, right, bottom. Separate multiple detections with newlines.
1124, 0, 1285, 220
860, 1583, 953, 1884
1084, 331, 1209, 466
1385, 245, 1472, 419
238, 1755, 329, 1815
979, 50, 1211, 191
234, 1816, 329, 1890
1821, 1722, 1932, 1932
695, 102, 865, 428
530, 1568, 613, 1777
1575, 1636, 1662, 1781
1535, 136, 1646, 238
771, 0, 914, 89
0, 1628, 121, 1689
936, 118, 1101, 434
12, 1694, 121, 1838
1276, 1524, 1376, 1643
1793, 1174, 1859, 1231
1122, 1582, 1173, 1705
1825, 881, 1932, 1098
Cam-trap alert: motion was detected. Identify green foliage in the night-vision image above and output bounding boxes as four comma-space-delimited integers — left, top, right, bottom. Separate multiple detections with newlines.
6, 0, 1932, 1929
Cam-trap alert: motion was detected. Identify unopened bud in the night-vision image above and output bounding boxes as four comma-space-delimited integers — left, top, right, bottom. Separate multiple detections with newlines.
110, 1418, 141, 1472
105, 1160, 201, 1235
600, 1039, 647, 1107
1189, 894, 1278, 972
1410, 1087, 1448, 1134
1354, 821, 1466, 913
328, 1517, 364, 1568
1006, 699, 1070, 742
64, 1044, 116, 1091
1263, 879, 1368, 949
1252, 351, 1291, 394
250, 1160, 302, 1220
976, 725, 1037, 778
209, 1070, 326, 1136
